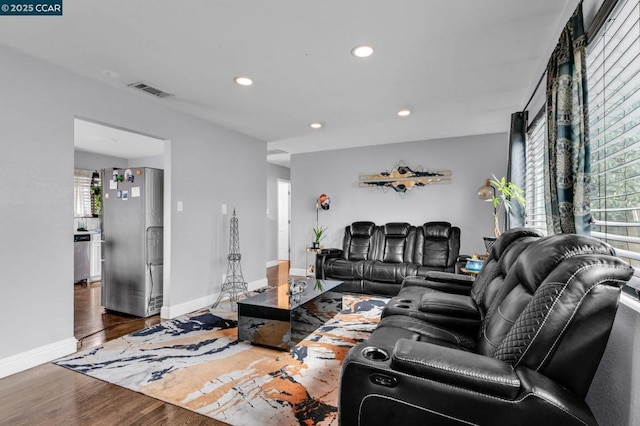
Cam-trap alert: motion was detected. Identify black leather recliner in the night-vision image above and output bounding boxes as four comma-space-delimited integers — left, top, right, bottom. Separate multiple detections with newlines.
381, 228, 543, 334
339, 234, 633, 425
316, 221, 461, 295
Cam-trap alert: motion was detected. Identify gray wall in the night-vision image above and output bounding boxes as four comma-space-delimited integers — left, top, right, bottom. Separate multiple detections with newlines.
0, 45, 266, 366
266, 163, 290, 264
289, 133, 508, 271
586, 297, 640, 425
74, 150, 128, 171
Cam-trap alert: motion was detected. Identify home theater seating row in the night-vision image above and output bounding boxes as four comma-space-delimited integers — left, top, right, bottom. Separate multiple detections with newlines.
338, 229, 634, 426
315, 221, 461, 295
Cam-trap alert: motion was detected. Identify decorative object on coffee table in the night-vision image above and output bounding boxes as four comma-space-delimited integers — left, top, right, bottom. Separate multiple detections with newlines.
358, 161, 451, 197
212, 209, 249, 309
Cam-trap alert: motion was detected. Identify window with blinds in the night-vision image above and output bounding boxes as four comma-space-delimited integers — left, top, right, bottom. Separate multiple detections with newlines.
587, 0, 640, 273
525, 112, 548, 236
74, 168, 93, 217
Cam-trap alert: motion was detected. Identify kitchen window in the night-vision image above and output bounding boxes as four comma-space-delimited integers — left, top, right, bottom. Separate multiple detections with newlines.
74, 168, 93, 217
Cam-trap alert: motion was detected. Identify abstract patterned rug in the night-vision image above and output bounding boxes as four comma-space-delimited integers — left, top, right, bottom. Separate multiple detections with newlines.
55, 294, 387, 425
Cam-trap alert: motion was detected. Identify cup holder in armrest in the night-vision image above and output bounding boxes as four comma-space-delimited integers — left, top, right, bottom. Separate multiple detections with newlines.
362, 346, 390, 362
395, 304, 411, 309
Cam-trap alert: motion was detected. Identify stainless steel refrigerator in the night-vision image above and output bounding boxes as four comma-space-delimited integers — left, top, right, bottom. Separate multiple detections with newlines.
101, 167, 163, 317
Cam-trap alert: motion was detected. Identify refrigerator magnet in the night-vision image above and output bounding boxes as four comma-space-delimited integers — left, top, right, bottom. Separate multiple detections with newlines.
117, 190, 122, 198
124, 169, 134, 183
109, 180, 118, 190
122, 190, 129, 200
131, 187, 141, 197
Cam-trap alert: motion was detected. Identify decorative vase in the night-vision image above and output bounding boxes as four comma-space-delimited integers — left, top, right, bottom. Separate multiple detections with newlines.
312, 241, 320, 249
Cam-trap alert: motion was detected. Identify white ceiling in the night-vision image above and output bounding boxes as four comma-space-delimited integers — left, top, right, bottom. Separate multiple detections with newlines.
74, 119, 164, 160
0, 0, 581, 165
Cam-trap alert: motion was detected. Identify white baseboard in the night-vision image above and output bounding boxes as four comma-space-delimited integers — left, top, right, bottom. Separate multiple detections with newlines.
290, 268, 307, 277
266, 259, 279, 268
0, 337, 77, 379
249, 277, 268, 291
161, 293, 214, 319
160, 278, 269, 319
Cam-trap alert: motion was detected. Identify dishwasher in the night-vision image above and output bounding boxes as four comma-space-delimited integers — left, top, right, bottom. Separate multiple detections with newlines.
74, 234, 91, 284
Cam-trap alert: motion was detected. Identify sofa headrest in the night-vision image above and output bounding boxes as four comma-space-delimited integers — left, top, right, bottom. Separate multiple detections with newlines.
422, 222, 452, 240
350, 221, 376, 237
491, 228, 543, 259
500, 236, 540, 275
384, 222, 411, 237
514, 234, 616, 293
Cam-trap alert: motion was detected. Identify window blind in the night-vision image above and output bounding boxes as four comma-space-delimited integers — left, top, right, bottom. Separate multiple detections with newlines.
525, 111, 548, 236
587, 0, 640, 273
74, 168, 93, 217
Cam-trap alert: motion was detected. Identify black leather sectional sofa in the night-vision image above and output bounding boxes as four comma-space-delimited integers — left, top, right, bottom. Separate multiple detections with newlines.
338, 229, 634, 425
315, 221, 461, 295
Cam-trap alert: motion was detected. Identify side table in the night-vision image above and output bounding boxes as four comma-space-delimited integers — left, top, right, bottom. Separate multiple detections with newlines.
305, 247, 321, 277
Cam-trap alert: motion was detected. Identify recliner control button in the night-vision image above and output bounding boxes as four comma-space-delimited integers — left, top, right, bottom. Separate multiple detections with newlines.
370, 373, 397, 387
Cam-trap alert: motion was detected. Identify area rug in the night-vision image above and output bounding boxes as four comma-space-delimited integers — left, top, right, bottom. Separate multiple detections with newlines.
55, 294, 388, 425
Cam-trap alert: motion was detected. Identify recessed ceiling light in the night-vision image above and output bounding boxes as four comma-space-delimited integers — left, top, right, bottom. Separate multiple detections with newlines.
101, 69, 120, 79
397, 109, 411, 117
234, 76, 253, 86
309, 122, 323, 129
351, 45, 374, 58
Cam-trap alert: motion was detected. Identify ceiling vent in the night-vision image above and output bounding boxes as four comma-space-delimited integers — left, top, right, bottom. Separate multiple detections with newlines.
127, 82, 172, 98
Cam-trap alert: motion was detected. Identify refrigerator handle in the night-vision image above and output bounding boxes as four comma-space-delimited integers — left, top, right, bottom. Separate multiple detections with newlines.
145, 226, 164, 267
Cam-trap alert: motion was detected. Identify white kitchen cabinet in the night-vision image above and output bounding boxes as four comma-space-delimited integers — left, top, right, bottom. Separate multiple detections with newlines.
90, 233, 102, 281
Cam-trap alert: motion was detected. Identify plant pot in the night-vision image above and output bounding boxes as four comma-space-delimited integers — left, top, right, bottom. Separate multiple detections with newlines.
311, 242, 320, 249
483, 237, 497, 253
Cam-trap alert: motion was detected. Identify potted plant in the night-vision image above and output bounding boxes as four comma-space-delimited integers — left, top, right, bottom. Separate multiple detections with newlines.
312, 225, 327, 249
478, 175, 526, 251
91, 185, 102, 217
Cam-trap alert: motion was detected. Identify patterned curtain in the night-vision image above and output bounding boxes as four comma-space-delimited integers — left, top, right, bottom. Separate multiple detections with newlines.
544, 4, 591, 235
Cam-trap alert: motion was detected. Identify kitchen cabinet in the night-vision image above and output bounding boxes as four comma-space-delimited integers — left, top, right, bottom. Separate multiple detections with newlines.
90, 233, 102, 281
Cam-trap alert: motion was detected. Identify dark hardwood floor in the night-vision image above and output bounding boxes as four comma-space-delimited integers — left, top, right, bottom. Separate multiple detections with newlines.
74, 281, 163, 350
0, 261, 290, 425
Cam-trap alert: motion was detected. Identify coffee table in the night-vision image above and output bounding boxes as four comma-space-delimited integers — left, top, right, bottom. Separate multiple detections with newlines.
237, 278, 343, 350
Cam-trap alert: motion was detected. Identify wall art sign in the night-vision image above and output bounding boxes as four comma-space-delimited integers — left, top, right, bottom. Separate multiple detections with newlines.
358, 161, 451, 197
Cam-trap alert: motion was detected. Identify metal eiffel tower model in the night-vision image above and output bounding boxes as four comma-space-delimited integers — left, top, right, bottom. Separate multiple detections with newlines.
212, 209, 249, 309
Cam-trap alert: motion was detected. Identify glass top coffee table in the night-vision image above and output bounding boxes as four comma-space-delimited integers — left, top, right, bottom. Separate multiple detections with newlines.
237, 278, 343, 350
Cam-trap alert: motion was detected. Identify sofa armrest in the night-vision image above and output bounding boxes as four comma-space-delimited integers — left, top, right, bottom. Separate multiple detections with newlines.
418, 292, 479, 319
341, 340, 599, 426
320, 248, 342, 255
402, 274, 474, 295
315, 249, 342, 279
390, 338, 520, 399
424, 270, 475, 284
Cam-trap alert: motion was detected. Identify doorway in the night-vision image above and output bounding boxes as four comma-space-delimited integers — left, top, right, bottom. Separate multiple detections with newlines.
277, 179, 291, 281
73, 117, 169, 346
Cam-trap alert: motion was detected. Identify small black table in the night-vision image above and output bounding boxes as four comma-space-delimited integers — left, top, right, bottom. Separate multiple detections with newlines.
237, 279, 343, 350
